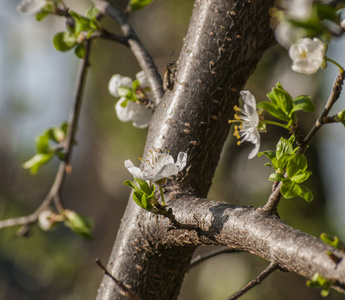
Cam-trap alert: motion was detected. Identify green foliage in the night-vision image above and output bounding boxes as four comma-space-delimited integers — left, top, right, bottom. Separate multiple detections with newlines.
23, 122, 69, 174
257, 83, 315, 127
35, 2, 56, 21
335, 109, 345, 126
128, 0, 154, 11
320, 233, 345, 251
63, 210, 93, 239
259, 136, 313, 202
52, 8, 100, 58
123, 178, 159, 212
306, 273, 335, 297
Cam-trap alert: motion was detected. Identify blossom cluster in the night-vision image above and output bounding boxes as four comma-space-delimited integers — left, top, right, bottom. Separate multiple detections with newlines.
108, 71, 153, 128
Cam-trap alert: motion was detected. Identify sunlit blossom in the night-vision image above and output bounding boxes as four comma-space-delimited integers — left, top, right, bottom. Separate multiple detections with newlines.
230, 91, 261, 159
125, 150, 187, 182
108, 74, 133, 97
289, 38, 325, 74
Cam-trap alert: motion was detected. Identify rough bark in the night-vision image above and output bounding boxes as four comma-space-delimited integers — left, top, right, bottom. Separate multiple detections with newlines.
96, 1, 345, 299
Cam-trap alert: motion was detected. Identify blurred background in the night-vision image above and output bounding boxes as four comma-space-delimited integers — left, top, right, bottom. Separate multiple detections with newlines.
0, 0, 344, 299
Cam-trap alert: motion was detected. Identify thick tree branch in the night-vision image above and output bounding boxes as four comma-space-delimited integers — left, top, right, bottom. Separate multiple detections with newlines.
93, 0, 164, 104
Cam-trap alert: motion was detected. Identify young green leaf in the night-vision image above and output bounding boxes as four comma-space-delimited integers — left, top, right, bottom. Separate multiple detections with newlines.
281, 179, 298, 199
292, 183, 314, 202
276, 137, 293, 160
123, 180, 141, 193
290, 170, 312, 183
291, 95, 315, 114
75, 43, 86, 59
64, 210, 93, 239
35, 132, 51, 154
128, 0, 154, 11
23, 153, 54, 174
256, 102, 289, 121
86, 7, 100, 19
134, 177, 153, 195
133, 191, 145, 208
53, 32, 77, 52
320, 233, 345, 251
268, 172, 285, 182
286, 154, 308, 178
267, 83, 293, 116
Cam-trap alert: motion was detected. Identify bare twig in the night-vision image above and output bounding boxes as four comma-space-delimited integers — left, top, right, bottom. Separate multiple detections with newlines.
189, 248, 241, 269
90, 30, 129, 46
93, 0, 164, 104
299, 70, 345, 154
94, 258, 142, 300
0, 40, 92, 231
261, 70, 345, 213
226, 262, 279, 300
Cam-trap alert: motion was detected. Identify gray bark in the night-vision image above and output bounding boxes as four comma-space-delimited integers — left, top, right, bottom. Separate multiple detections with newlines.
96, 0, 345, 299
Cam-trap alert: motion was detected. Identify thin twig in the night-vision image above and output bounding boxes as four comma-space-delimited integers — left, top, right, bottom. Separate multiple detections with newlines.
189, 248, 241, 269
90, 30, 129, 46
226, 262, 278, 300
261, 70, 345, 213
94, 258, 142, 300
93, 0, 164, 104
299, 70, 345, 154
0, 40, 92, 231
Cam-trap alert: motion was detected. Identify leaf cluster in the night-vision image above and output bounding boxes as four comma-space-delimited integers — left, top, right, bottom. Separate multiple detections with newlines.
117, 80, 150, 108
307, 273, 336, 297
124, 178, 160, 213
63, 210, 93, 239
259, 136, 313, 202
52, 8, 100, 58
257, 83, 315, 127
23, 122, 69, 174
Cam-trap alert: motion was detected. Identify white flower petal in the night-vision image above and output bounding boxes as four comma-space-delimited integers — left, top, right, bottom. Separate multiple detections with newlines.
289, 38, 325, 75
17, 0, 46, 15
136, 70, 149, 88
108, 74, 133, 97
176, 152, 187, 171
125, 150, 187, 182
115, 98, 133, 122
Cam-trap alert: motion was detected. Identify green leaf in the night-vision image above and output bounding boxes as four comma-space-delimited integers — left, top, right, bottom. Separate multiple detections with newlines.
286, 154, 308, 178
268, 172, 285, 182
256, 102, 289, 121
123, 180, 141, 193
64, 210, 93, 239
291, 96, 315, 114
117, 86, 134, 98
35, 132, 51, 154
23, 153, 54, 174
86, 7, 99, 19
281, 180, 298, 199
276, 137, 293, 160
320, 233, 345, 250
134, 178, 153, 196
47, 127, 65, 143
53, 32, 77, 52
290, 170, 312, 183
277, 153, 292, 169
268, 83, 293, 115
258, 150, 278, 169
75, 43, 86, 58
133, 191, 145, 208
35, 11, 51, 21
132, 80, 140, 91
69, 11, 93, 35
128, 0, 154, 11
293, 183, 314, 202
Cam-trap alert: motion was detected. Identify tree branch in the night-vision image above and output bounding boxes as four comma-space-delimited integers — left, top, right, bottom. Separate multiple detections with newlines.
189, 247, 240, 269
226, 262, 278, 300
93, 0, 164, 104
261, 69, 345, 213
0, 40, 92, 231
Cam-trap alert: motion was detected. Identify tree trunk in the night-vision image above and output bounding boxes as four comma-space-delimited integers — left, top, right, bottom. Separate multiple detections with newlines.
97, 1, 277, 299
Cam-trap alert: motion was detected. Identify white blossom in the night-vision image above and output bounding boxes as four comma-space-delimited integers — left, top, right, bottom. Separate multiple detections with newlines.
136, 70, 149, 88
287, 0, 312, 20
275, 22, 306, 49
108, 74, 133, 97
232, 91, 261, 159
115, 97, 152, 128
17, 0, 46, 15
125, 150, 187, 182
289, 38, 325, 75
38, 210, 55, 231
